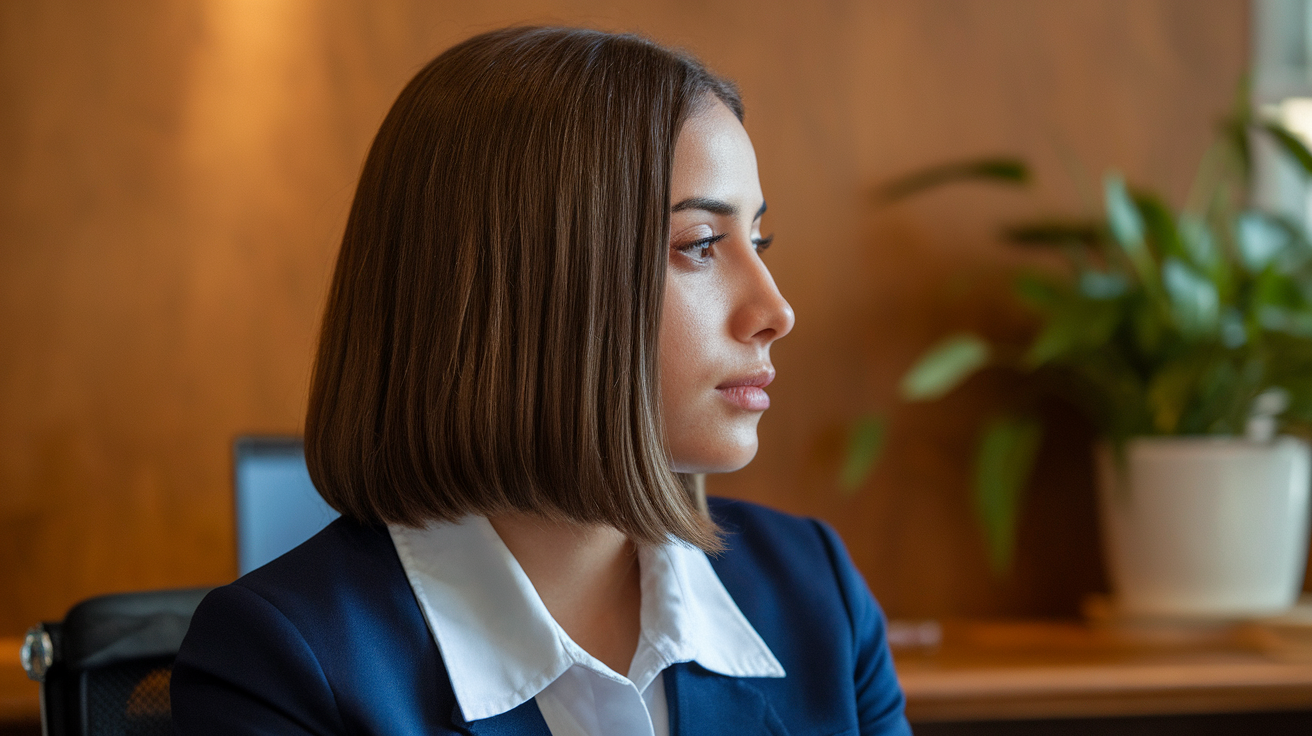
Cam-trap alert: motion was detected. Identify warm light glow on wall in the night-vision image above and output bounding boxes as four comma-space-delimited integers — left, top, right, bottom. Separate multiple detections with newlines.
184, 0, 315, 173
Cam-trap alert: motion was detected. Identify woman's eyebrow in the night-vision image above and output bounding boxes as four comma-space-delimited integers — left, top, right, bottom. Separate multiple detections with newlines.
671, 197, 769, 222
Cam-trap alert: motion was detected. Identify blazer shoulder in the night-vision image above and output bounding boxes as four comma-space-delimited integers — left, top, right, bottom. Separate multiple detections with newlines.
702, 497, 910, 734
706, 495, 834, 566
176, 517, 458, 734
225, 517, 436, 659
236, 517, 396, 601
705, 495, 814, 532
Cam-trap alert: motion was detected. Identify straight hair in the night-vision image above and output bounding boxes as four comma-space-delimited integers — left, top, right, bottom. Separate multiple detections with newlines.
304, 27, 743, 551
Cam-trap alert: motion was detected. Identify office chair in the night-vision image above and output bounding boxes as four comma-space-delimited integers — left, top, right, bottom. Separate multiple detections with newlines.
21, 587, 211, 736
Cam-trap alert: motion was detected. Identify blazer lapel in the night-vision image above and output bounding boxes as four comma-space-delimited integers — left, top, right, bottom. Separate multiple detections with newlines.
665, 662, 791, 736
451, 699, 553, 736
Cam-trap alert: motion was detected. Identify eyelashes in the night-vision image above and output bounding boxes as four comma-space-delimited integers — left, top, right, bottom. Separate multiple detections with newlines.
674, 233, 775, 261
675, 233, 729, 260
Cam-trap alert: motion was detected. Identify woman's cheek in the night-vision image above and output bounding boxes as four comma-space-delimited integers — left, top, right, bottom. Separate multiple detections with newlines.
662, 263, 767, 472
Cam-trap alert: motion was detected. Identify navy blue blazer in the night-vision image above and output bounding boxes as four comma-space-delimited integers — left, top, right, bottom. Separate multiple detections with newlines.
172, 497, 911, 735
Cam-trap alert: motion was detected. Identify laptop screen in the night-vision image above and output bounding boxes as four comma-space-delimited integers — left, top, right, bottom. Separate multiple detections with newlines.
233, 437, 340, 576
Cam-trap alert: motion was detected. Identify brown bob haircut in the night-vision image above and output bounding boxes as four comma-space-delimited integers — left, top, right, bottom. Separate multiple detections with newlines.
305, 27, 744, 551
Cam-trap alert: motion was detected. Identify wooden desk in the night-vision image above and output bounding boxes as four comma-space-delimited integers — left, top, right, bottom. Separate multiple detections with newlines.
7, 620, 1312, 729
895, 618, 1312, 723
0, 637, 38, 726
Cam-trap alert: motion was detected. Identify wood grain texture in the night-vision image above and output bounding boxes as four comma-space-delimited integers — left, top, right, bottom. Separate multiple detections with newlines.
0, 0, 1252, 634
896, 619, 1312, 722
0, 638, 37, 725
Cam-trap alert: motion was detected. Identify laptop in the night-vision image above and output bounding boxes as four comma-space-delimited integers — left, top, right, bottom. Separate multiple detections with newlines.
233, 437, 340, 576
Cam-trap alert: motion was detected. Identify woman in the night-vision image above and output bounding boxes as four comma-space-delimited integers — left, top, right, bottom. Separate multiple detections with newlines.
173, 26, 910, 736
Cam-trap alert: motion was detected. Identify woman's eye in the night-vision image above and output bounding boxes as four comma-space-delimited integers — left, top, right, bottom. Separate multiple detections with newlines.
676, 233, 728, 261
753, 235, 774, 254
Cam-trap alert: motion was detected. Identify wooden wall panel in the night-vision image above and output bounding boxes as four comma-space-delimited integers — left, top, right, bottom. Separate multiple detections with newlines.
0, 0, 1249, 633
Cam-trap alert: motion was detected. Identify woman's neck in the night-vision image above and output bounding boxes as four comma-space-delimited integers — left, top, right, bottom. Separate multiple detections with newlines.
487, 513, 642, 676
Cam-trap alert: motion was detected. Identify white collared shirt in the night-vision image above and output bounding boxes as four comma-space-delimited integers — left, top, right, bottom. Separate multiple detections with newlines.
389, 516, 785, 736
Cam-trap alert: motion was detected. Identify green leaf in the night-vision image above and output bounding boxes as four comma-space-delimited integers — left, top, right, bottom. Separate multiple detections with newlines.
1024, 298, 1120, 367
879, 158, 1030, 201
1136, 192, 1187, 261
1262, 122, 1312, 177
1218, 101, 1252, 181
1162, 257, 1219, 335
1220, 307, 1247, 348
1177, 214, 1219, 270
1003, 219, 1105, 247
973, 415, 1043, 574
1131, 298, 1165, 354
1079, 271, 1129, 300
1177, 214, 1228, 304
1014, 272, 1066, 309
1104, 174, 1145, 247
1104, 174, 1159, 286
1252, 267, 1303, 310
1269, 213, 1312, 258
1147, 358, 1208, 434
1185, 216, 1235, 305
839, 414, 887, 495
1236, 211, 1290, 272
900, 333, 991, 401
1179, 358, 1244, 434
1259, 306, 1312, 337
1025, 319, 1080, 367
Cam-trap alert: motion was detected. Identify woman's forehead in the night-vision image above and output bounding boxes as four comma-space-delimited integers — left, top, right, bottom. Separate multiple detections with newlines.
671, 100, 762, 212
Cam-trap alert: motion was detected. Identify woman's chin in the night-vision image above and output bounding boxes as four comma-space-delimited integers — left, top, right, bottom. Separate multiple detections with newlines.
672, 434, 760, 474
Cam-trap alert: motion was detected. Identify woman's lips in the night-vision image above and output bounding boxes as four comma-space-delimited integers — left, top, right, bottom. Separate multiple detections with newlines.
717, 385, 770, 411
716, 370, 774, 411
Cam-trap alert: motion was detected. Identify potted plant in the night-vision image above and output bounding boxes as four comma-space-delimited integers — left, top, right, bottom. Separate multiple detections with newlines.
849, 90, 1312, 618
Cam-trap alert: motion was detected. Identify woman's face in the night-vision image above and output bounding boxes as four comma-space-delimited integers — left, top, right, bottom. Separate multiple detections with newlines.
660, 100, 795, 474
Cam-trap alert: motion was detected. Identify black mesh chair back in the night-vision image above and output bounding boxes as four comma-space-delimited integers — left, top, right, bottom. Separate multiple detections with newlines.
22, 588, 211, 736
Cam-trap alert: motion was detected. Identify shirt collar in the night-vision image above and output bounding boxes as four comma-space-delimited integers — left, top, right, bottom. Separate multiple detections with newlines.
389, 516, 784, 723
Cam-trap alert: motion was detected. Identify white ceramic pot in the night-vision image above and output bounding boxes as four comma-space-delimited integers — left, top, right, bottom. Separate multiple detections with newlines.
1095, 436, 1312, 618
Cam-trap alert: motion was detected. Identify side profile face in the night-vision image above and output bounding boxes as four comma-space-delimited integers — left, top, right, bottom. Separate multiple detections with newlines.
660, 100, 795, 474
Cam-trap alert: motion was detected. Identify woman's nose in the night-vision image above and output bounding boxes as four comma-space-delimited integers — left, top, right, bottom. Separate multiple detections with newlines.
730, 251, 795, 345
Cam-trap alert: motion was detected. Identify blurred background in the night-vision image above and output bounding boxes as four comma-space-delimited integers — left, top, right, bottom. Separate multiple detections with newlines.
0, 0, 1260, 637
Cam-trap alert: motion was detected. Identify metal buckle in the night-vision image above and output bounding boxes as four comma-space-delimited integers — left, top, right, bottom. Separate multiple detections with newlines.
21, 625, 53, 682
